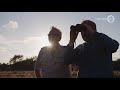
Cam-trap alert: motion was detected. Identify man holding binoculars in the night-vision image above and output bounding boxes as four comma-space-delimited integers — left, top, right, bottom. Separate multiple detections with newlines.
64, 20, 119, 78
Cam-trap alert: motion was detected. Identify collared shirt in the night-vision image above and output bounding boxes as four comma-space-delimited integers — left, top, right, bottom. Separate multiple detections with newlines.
34, 46, 69, 78
64, 32, 119, 78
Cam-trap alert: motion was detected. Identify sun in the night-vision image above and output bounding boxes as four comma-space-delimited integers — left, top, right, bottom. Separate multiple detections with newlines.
40, 36, 52, 47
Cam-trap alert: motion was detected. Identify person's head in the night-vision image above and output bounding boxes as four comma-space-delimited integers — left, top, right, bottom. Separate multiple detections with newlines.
48, 26, 62, 45
80, 20, 97, 42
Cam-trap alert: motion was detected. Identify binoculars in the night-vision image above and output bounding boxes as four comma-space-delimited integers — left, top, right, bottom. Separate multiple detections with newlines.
70, 24, 87, 33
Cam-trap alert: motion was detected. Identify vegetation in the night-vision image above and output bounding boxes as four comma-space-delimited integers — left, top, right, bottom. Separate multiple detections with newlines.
0, 71, 35, 78
0, 55, 120, 78
0, 55, 36, 71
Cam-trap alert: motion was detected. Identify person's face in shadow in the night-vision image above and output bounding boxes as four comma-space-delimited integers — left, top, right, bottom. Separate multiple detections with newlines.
80, 22, 96, 42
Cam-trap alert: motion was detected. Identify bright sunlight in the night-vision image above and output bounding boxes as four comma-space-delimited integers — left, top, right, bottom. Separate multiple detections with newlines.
39, 36, 52, 47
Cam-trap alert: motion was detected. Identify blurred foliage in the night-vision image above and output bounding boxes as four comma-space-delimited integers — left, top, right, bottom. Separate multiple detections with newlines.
0, 55, 37, 71
112, 58, 120, 70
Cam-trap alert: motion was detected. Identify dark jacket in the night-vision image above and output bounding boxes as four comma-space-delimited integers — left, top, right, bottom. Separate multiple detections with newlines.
64, 32, 119, 78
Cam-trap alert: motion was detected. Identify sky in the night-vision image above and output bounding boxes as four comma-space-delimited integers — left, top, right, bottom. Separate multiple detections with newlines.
0, 12, 120, 63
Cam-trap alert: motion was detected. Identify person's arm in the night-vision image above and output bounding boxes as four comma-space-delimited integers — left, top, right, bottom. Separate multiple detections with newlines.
64, 43, 74, 65
34, 48, 44, 78
99, 33, 119, 53
64, 27, 79, 65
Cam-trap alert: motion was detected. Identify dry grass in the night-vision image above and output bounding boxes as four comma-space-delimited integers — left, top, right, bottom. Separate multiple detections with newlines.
0, 71, 36, 78
0, 70, 119, 78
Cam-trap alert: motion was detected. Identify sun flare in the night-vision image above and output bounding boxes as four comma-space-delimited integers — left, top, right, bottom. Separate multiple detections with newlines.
40, 36, 52, 47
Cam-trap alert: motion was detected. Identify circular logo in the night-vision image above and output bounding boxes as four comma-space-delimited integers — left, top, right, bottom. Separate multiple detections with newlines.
107, 15, 115, 23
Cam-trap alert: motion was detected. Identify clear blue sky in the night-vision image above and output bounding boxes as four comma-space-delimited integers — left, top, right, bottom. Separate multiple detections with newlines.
0, 12, 120, 63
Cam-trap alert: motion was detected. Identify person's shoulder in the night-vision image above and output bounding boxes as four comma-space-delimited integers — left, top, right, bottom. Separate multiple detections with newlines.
76, 43, 85, 50
62, 46, 67, 48
97, 32, 109, 38
61, 46, 68, 51
41, 46, 48, 49
95, 32, 110, 41
40, 46, 50, 52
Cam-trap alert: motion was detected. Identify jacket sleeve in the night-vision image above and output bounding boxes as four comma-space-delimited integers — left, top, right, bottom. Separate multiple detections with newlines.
99, 33, 119, 53
64, 45, 80, 65
64, 45, 74, 65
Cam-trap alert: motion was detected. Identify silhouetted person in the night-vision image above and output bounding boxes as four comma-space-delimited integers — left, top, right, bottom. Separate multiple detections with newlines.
65, 20, 119, 78
34, 26, 69, 78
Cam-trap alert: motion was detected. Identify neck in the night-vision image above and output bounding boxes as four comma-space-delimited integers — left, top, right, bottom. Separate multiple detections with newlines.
52, 43, 60, 48
87, 32, 97, 43
51, 43, 61, 54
